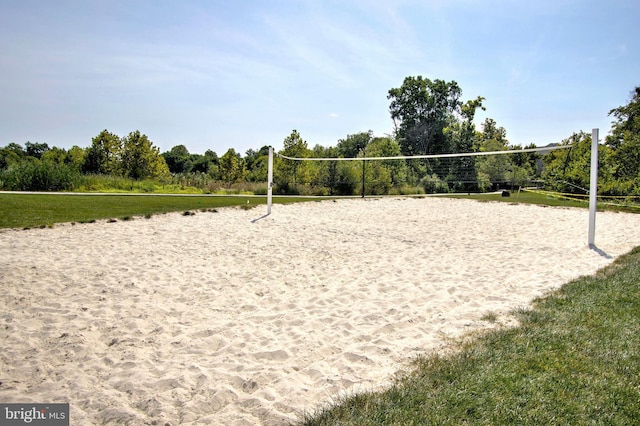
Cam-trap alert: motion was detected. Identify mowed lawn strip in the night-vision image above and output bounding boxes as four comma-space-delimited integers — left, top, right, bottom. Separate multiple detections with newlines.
447, 190, 640, 213
300, 246, 640, 425
0, 193, 311, 229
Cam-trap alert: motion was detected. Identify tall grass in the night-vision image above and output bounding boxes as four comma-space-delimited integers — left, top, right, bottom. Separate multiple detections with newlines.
76, 174, 198, 193
74, 174, 269, 195
299, 246, 640, 425
0, 162, 82, 191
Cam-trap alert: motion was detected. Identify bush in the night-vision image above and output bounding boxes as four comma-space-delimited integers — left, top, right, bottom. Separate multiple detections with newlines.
273, 181, 300, 195
0, 161, 82, 191
420, 174, 449, 194
388, 185, 424, 196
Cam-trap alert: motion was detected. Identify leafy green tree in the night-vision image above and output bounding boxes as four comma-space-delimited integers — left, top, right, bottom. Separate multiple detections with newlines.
41, 147, 68, 165
476, 138, 512, 191
0, 143, 26, 170
83, 129, 122, 175
389, 76, 463, 156
218, 148, 246, 183
307, 145, 358, 195
39, 145, 85, 171
275, 130, 310, 193
25, 141, 50, 159
475, 120, 513, 191
189, 153, 211, 174
162, 145, 192, 174
606, 86, 640, 187
204, 149, 219, 179
362, 152, 392, 195
509, 143, 540, 186
66, 146, 86, 171
388, 76, 484, 187
443, 100, 485, 191
366, 136, 407, 187
244, 146, 270, 182
478, 118, 508, 148
337, 131, 372, 158
542, 132, 593, 194
120, 130, 169, 179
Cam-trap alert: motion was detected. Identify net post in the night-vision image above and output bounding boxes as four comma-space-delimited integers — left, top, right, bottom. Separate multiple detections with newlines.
588, 128, 598, 248
267, 146, 274, 215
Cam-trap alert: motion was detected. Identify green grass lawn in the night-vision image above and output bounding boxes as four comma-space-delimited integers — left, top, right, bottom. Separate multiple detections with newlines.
447, 189, 640, 213
300, 246, 640, 425
0, 193, 312, 229
2, 190, 637, 229
448, 190, 590, 208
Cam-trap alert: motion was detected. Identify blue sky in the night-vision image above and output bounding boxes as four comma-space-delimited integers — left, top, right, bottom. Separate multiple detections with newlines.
1, 0, 638, 155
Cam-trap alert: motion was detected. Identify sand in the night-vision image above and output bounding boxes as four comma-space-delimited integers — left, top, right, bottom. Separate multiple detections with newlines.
1, 197, 640, 425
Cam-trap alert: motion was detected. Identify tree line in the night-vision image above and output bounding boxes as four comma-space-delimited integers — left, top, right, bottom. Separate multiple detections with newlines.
1, 77, 638, 197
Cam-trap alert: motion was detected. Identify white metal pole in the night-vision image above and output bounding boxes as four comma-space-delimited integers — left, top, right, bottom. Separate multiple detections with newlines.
588, 129, 598, 248
267, 146, 273, 215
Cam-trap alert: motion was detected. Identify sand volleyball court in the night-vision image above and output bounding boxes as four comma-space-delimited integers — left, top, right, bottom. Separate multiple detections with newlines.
2, 197, 640, 425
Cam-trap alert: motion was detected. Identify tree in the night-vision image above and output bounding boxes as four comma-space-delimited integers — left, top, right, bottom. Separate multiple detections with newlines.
478, 118, 508, 148
162, 145, 192, 174
245, 146, 270, 182
336, 131, 372, 158
218, 148, 245, 183
0, 143, 25, 170
83, 130, 122, 175
476, 138, 512, 191
307, 145, 358, 195
389, 76, 466, 156
388, 76, 484, 187
275, 130, 310, 192
204, 149, 219, 179
42, 147, 69, 165
189, 153, 211, 174
25, 141, 50, 159
509, 143, 541, 184
442, 100, 485, 191
66, 146, 86, 171
606, 86, 640, 186
607, 86, 640, 149
360, 145, 392, 195
120, 130, 169, 180
366, 136, 407, 187
542, 132, 594, 194
475, 119, 512, 191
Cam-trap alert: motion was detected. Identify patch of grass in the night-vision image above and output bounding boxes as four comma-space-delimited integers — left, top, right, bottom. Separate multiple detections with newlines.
0, 194, 314, 229
448, 189, 640, 213
480, 311, 498, 323
299, 246, 640, 425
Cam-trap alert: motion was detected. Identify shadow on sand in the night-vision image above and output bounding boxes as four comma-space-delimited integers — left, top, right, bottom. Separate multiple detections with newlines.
251, 213, 271, 223
589, 244, 613, 259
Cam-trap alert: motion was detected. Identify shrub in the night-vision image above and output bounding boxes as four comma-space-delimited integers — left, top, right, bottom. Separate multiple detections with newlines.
0, 161, 82, 191
420, 173, 449, 194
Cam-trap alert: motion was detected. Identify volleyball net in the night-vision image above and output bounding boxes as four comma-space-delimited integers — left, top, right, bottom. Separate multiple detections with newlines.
273, 145, 572, 197
264, 129, 607, 247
